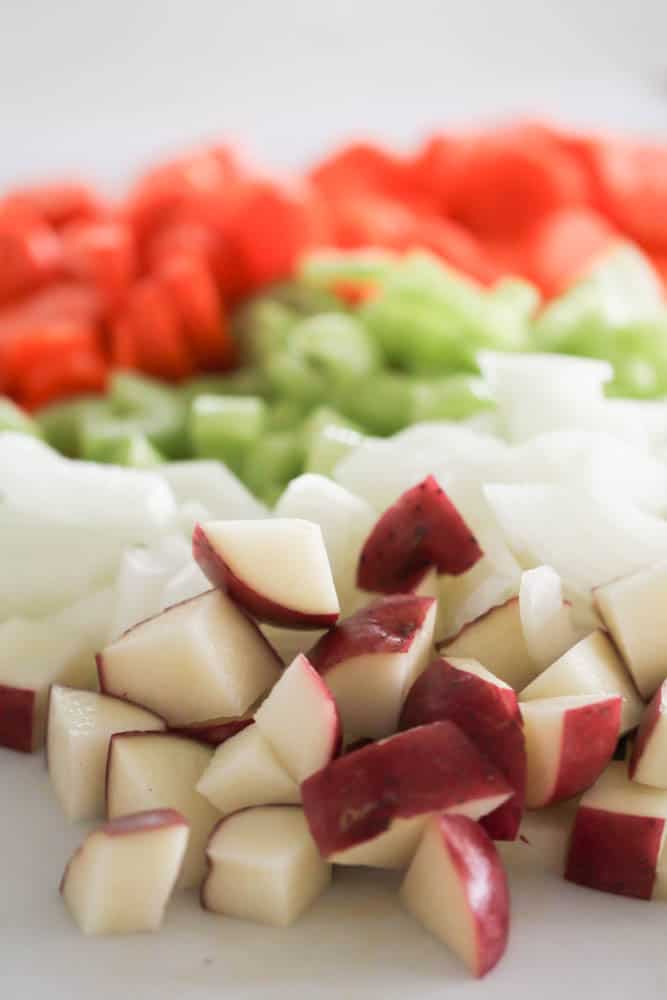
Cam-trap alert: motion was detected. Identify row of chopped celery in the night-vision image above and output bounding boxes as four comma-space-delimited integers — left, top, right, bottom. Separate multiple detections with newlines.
4, 242, 666, 505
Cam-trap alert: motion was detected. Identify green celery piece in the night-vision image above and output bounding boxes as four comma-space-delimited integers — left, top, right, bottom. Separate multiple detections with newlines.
38, 396, 110, 456
411, 375, 495, 422
190, 395, 266, 474
267, 281, 343, 316
180, 371, 269, 402
241, 430, 305, 505
264, 352, 325, 406
287, 312, 380, 381
305, 423, 364, 476
299, 249, 397, 287
105, 433, 164, 468
233, 299, 295, 367
334, 372, 415, 435
0, 397, 43, 438
302, 405, 361, 441
108, 373, 188, 457
535, 244, 664, 353
361, 251, 528, 374
268, 399, 311, 431
488, 277, 541, 320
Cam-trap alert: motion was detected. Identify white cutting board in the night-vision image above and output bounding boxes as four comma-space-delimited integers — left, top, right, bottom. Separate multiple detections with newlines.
3, 748, 667, 1000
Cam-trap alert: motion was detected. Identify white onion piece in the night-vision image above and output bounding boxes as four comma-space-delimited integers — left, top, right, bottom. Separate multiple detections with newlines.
484, 482, 667, 593
155, 460, 267, 519
0, 433, 176, 541
519, 566, 582, 672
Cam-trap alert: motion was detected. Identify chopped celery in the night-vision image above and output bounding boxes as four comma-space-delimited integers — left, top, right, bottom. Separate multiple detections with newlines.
305, 423, 364, 476
107, 373, 188, 457
360, 251, 528, 374
38, 397, 110, 456
268, 398, 311, 430
488, 277, 541, 320
302, 407, 364, 476
334, 372, 415, 435
233, 299, 294, 367
190, 395, 266, 473
535, 245, 664, 352
302, 406, 361, 441
241, 430, 305, 505
411, 375, 495, 422
106, 434, 164, 468
287, 312, 380, 381
299, 249, 397, 286
179, 371, 269, 401
267, 281, 343, 315
0, 397, 43, 438
264, 352, 324, 406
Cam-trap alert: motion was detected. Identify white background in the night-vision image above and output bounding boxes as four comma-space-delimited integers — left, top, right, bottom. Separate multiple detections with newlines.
1, 0, 666, 188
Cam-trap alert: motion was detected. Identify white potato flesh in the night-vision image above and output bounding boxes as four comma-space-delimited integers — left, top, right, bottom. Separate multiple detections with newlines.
47, 687, 165, 821
254, 655, 339, 783
106, 734, 218, 889
99, 589, 281, 724
520, 630, 643, 735
595, 561, 667, 699
203, 807, 331, 927
196, 726, 300, 815
200, 519, 340, 619
61, 814, 188, 935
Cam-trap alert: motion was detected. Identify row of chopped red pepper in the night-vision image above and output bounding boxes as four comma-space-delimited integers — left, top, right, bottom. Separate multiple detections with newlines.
1, 121, 666, 409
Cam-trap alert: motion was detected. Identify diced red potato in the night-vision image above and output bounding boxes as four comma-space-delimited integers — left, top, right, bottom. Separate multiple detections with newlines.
60, 810, 189, 936
594, 562, 667, 699
496, 799, 580, 875
47, 686, 166, 822
565, 761, 667, 900
301, 721, 513, 861
357, 476, 483, 594
172, 711, 255, 747
193, 519, 340, 629
306, 595, 437, 740
400, 657, 526, 841
202, 806, 331, 927
629, 680, 667, 789
196, 725, 300, 815
400, 814, 510, 979
519, 630, 643, 736
106, 732, 219, 889
0, 618, 101, 753
521, 694, 622, 809
97, 589, 282, 726
253, 654, 341, 783
438, 597, 539, 691
331, 815, 429, 871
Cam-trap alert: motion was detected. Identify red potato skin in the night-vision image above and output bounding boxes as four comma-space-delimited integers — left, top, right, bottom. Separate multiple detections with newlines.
297, 654, 344, 762
103, 808, 188, 837
552, 697, 622, 803
400, 658, 526, 841
192, 523, 339, 629
301, 721, 512, 857
436, 815, 510, 978
565, 807, 664, 900
172, 717, 254, 746
59, 809, 188, 894
435, 596, 519, 654
629, 684, 665, 781
357, 476, 483, 593
0, 685, 35, 753
307, 594, 436, 673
